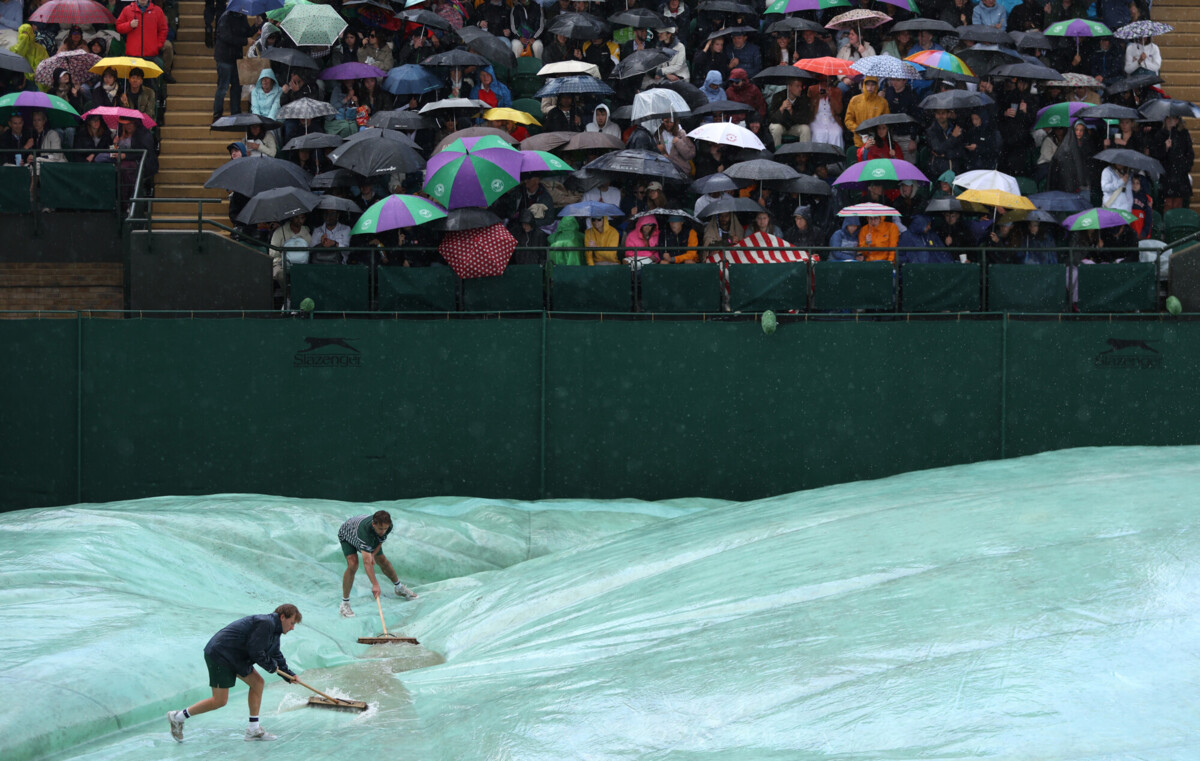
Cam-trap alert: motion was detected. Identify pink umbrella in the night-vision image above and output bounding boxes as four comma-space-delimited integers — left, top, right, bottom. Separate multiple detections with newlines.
83, 106, 157, 130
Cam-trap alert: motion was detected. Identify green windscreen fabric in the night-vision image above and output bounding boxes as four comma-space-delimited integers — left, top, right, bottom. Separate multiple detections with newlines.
987, 264, 1068, 312
1076, 262, 1156, 313
640, 264, 722, 313
551, 265, 632, 312
39, 163, 117, 211
0, 165, 31, 213
377, 266, 458, 312
901, 263, 981, 312
727, 263, 809, 312
289, 264, 370, 311
812, 261, 895, 311
461, 265, 545, 311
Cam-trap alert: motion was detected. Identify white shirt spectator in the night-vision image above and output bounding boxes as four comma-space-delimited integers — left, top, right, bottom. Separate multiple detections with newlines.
1124, 41, 1161, 75
583, 185, 621, 206
312, 221, 351, 261
1100, 166, 1134, 212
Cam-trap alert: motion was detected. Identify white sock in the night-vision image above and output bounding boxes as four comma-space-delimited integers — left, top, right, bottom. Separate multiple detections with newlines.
249, 716, 259, 727
342, 597, 349, 603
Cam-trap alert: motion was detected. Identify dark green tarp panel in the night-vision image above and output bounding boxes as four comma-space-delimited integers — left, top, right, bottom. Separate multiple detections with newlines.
377, 266, 458, 312
461, 265, 545, 311
812, 261, 895, 311
727, 263, 809, 313
901, 263, 981, 312
551, 265, 632, 312
289, 264, 370, 312
39, 163, 116, 211
0, 166, 31, 214
986, 264, 1068, 312
1076, 262, 1157, 313
640, 264, 722, 313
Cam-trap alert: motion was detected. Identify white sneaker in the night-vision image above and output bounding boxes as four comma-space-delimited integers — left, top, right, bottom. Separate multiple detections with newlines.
244, 725, 277, 741
395, 583, 418, 600
167, 711, 184, 742
339, 601, 355, 617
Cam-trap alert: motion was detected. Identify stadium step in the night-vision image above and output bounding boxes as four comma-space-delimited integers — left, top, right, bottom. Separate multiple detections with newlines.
1153, 0, 1200, 212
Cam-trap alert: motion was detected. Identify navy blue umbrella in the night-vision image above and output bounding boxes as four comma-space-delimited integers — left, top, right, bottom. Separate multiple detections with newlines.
226, 0, 285, 16
383, 64, 444, 96
533, 76, 615, 99
1028, 191, 1091, 213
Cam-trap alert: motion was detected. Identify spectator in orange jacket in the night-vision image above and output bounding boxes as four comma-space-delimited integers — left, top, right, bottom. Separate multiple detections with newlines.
117, 0, 174, 81
857, 214, 899, 261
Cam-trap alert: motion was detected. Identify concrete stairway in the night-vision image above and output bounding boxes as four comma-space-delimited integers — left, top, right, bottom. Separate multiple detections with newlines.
1152, 0, 1200, 211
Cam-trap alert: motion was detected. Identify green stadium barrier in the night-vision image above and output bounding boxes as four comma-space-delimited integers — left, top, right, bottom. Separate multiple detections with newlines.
551, 265, 632, 312
289, 263, 370, 311
987, 264, 1068, 312
39, 163, 117, 211
812, 261, 895, 311
727, 262, 809, 312
461, 264, 545, 311
901, 263, 981, 312
640, 264, 722, 313
0, 165, 31, 214
377, 265, 458, 311
1077, 262, 1157, 313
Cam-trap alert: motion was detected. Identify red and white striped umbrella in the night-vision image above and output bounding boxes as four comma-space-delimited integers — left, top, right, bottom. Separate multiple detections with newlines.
437, 223, 516, 279
838, 202, 900, 217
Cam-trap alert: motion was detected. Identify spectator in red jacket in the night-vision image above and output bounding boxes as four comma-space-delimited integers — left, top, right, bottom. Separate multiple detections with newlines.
117, 0, 175, 82
724, 68, 767, 121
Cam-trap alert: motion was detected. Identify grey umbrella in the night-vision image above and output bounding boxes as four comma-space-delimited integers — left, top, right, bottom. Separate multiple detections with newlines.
276, 97, 337, 120
1106, 73, 1162, 94
1138, 99, 1198, 121
1093, 148, 1164, 180
397, 8, 451, 31
608, 8, 665, 29
698, 196, 765, 218
697, 0, 754, 13
765, 17, 824, 34
774, 141, 845, 159
753, 65, 816, 86
958, 47, 1024, 76
0, 50, 33, 74
262, 46, 321, 70
631, 208, 701, 223
422, 49, 490, 69
992, 62, 1063, 81
921, 68, 979, 84
432, 207, 503, 231
343, 127, 420, 150
855, 113, 916, 133
1010, 30, 1053, 50
707, 25, 758, 41
455, 25, 518, 69
776, 174, 832, 196
283, 132, 344, 151
521, 131, 575, 151
689, 173, 750, 195
310, 168, 362, 189
956, 24, 1012, 45
368, 110, 435, 131
564, 132, 624, 151
546, 12, 610, 41
316, 195, 363, 213
583, 149, 690, 182
210, 113, 283, 131
610, 49, 672, 80
205, 156, 312, 196
724, 159, 800, 182
236, 186, 322, 224
1028, 190, 1091, 212
919, 89, 993, 110
691, 100, 754, 118
892, 18, 956, 34
329, 133, 426, 177
1077, 103, 1141, 121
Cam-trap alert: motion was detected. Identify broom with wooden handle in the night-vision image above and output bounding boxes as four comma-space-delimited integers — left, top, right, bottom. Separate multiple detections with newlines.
357, 594, 419, 645
288, 673, 369, 713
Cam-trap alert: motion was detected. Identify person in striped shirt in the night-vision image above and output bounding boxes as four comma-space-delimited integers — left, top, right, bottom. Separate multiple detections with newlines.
337, 510, 417, 617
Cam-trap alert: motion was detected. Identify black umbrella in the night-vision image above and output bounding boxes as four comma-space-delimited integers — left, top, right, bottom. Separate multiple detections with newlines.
329, 133, 426, 177
608, 8, 665, 28
991, 62, 1063, 81
310, 168, 363, 189
921, 68, 979, 84
765, 17, 824, 34
432, 207, 503, 231
691, 99, 754, 118
698, 0, 755, 14
774, 141, 844, 159
205, 156, 312, 196
956, 24, 1012, 45
1138, 99, 1197, 121
455, 25, 518, 69
855, 113, 916, 133
689, 173, 751, 195
610, 49, 672, 80
422, 49, 491, 69
724, 159, 800, 182
958, 47, 1023, 76
891, 18, 956, 34
1010, 30, 1053, 50
1093, 148, 1164, 180
1077, 103, 1141, 121
1028, 190, 1090, 212
262, 46, 321, 70
919, 89, 993, 110
1106, 73, 1162, 94
0, 50, 33, 75
236, 186, 322, 225
343, 127, 420, 150
753, 64, 816, 86
283, 132, 344, 151
611, 105, 634, 121
777, 174, 832, 196
368, 109, 435, 131
397, 8, 451, 31
661, 80, 708, 111
698, 196, 764, 218
707, 25, 757, 41
999, 208, 1057, 224
584, 149, 690, 182
210, 113, 283, 131
546, 12, 610, 41
924, 197, 965, 213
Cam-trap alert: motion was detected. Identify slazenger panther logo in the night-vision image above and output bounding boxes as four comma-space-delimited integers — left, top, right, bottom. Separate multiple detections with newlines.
294, 337, 362, 368
490, 179, 506, 192
1094, 337, 1162, 369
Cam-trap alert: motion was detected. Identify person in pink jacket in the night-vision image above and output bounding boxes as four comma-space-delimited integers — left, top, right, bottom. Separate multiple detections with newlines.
623, 216, 661, 270
117, 0, 174, 81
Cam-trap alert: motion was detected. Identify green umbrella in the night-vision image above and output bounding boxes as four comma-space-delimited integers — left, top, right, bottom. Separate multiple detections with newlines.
352, 194, 448, 236
280, 3, 347, 47
440, 135, 517, 154
266, 0, 310, 22
0, 91, 81, 128
1034, 101, 1090, 130
1062, 207, 1137, 231
423, 153, 522, 210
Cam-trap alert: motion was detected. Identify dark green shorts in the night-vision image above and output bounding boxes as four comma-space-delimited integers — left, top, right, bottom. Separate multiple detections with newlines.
204, 653, 238, 689
340, 539, 359, 556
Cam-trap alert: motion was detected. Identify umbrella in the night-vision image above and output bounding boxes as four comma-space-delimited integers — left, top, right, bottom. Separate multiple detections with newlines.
320, 62, 387, 81
533, 75, 614, 98
211, 113, 283, 131
1077, 103, 1141, 121
1029, 190, 1091, 212
382, 65, 444, 96
838, 202, 899, 217
698, 196, 766, 218
631, 88, 691, 122
397, 8, 450, 31
0, 91, 80, 128
891, 18, 956, 34
1051, 72, 1100, 89
833, 158, 928, 185
905, 50, 974, 77
778, 174, 832, 196
433, 207, 504, 231
344, 127, 419, 149
954, 169, 1021, 195
546, 12, 610, 41
691, 100, 754, 118
227, 0, 286, 13
564, 132, 624, 152
1045, 18, 1112, 56
1106, 73, 1162, 95
1062, 207, 1137, 231
794, 57, 856, 78
764, 0, 850, 13
521, 132, 574, 151
539, 61, 602, 78
281, 3, 348, 46
419, 98, 489, 116
317, 195, 363, 214
0, 51, 33, 75
1034, 101, 1091, 130
484, 107, 541, 126
957, 47, 1024, 76
424, 144, 523, 209
455, 25, 518, 69
438, 224, 517, 279
262, 47, 321, 70
919, 89, 993, 110
631, 208, 701, 224
1093, 148, 1164, 180
35, 50, 100, 88
754, 65, 816, 86
766, 17, 825, 34
433, 126, 516, 152
520, 151, 574, 174
1114, 20, 1173, 40
690, 173, 748, 195
310, 168, 362, 189
774, 141, 844, 159
919, 66, 979, 84
283, 132, 343, 151
558, 201, 624, 218
999, 209, 1057, 225
924, 197, 968, 213
277, 98, 338, 121
236, 186, 323, 224
352, 194, 447, 235
1139, 99, 1200, 121
610, 49, 672, 80
825, 9, 891, 32
205, 155, 312, 196
687, 122, 766, 151
725, 159, 800, 182
957, 188, 1035, 210
266, 0, 310, 22
872, 0, 918, 11
82, 105, 156, 130
855, 113, 916, 133
369, 109, 435, 130
706, 25, 758, 41
608, 8, 665, 28
1010, 30, 1054, 50
89, 56, 162, 79
422, 49, 490, 69
661, 80, 709, 112
29, 0, 116, 25
991, 61, 1062, 80
583, 150, 690, 182
851, 55, 921, 80
956, 24, 1013, 45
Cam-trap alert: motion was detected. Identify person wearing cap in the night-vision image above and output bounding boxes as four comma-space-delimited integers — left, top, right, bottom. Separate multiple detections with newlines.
725, 68, 767, 118
644, 181, 669, 211
844, 76, 890, 149
768, 77, 813, 147
511, 208, 549, 264
58, 25, 86, 53
727, 29, 762, 80
650, 27, 689, 84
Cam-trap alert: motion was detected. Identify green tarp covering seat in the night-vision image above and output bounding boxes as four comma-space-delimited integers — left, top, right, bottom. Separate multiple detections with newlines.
39, 163, 117, 211
901, 263, 981, 312
377, 266, 458, 312
289, 264, 370, 312
727, 263, 809, 313
0, 166, 31, 214
640, 264, 722, 313
461, 265, 545, 311
551, 265, 632, 312
1077, 262, 1157, 313
987, 264, 1067, 312
812, 261, 895, 311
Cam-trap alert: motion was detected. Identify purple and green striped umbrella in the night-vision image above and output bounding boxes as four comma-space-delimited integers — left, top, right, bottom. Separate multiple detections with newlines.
764, 0, 849, 14
1045, 19, 1112, 38
423, 143, 523, 209
833, 158, 929, 186
1034, 101, 1092, 130
0, 90, 81, 128
520, 151, 574, 175
352, 194, 448, 235
872, 0, 918, 11
904, 50, 974, 77
428, 136, 526, 184
1062, 207, 1137, 232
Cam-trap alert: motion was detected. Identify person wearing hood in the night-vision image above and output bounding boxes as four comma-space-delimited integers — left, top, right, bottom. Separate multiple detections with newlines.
1014, 219, 1058, 264
932, 208, 975, 251
858, 214, 899, 262
701, 70, 726, 103
931, 170, 956, 199
692, 42, 730, 87
8, 24, 47, 86
585, 216, 621, 265
510, 208, 548, 265
357, 28, 394, 71
548, 215, 585, 269
897, 215, 951, 264
725, 68, 767, 118
963, 110, 1001, 171
844, 76, 890, 148
623, 216, 661, 269
972, 0, 1007, 29
471, 65, 512, 109
510, 0, 545, 60
702, 211, 744, 247
250, 68, 280, 120
247, 22, 282, 59
925, 108, 966, 178
586, 104, 621, 138
661, 215, 699, 263
782, 206, 823, 249
828, 216, 862, 261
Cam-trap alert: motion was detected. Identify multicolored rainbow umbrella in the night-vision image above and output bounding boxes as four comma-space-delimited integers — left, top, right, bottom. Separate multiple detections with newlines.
352, 194, 448, 235
1062, 207, 1137, 231
1034, 101, 1092, 130
833, 158, 928, 186
904, 50, 975, 77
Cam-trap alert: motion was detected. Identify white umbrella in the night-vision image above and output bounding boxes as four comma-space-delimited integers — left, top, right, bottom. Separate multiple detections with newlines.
537, 61, 601, 79
686, 121, 765, 151
418, 98, 490, 114
952, 169, 1020, 196
631, 88, 691, 122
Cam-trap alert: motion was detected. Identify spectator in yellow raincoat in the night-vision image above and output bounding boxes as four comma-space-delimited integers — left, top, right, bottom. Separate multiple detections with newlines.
585, 216, 620, 265
843, 76, 890, 149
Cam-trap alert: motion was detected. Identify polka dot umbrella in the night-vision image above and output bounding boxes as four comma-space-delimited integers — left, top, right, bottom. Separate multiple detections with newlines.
437, 223, 517, 279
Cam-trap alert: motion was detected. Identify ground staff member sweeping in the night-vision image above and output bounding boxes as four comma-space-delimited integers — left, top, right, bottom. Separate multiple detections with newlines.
339, 510, 418, 617
167, 604, 300, 742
